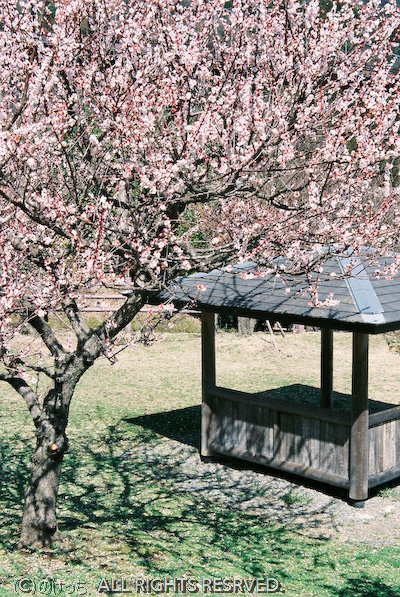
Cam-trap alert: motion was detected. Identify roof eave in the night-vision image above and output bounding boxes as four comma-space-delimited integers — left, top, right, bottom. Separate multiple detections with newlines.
169, 300, 399, 334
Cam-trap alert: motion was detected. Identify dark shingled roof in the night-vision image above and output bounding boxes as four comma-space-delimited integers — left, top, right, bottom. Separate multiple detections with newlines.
161, 252, 400, 334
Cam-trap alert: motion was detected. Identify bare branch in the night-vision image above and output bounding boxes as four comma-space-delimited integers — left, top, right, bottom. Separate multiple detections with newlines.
96, 292, 145, 343
28, 314, 67, 359
1, 350, 54, 379
0, 373, 43, 429
62, 298, 91, 344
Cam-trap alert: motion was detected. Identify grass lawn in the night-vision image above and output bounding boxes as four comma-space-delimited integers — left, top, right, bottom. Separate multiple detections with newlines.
0, 329, 399, 596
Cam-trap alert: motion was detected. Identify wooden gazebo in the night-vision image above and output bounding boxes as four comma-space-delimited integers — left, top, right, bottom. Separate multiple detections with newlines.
163, 252, 400, 505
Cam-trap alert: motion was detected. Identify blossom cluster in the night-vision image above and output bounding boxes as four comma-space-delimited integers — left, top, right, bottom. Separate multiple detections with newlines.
0, 0, 400, 345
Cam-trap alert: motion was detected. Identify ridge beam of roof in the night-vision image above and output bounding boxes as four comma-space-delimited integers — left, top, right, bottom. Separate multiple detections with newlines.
338, 257, 385, 324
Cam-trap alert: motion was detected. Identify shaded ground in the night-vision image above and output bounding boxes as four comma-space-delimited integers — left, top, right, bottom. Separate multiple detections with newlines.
126, 404, 400, 550
0, 331, 399, 595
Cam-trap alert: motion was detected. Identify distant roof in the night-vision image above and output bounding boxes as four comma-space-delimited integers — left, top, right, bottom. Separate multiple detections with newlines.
161, 252, 400, 334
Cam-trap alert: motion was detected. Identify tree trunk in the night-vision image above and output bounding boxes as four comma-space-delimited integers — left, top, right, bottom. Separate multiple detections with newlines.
238, 317, 257, 336
19, 441, 65, 547
13, 295, 144, 549
19, 391, 69, 548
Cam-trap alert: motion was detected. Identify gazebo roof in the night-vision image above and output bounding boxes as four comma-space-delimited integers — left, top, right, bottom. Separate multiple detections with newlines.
162, 252, 400, 334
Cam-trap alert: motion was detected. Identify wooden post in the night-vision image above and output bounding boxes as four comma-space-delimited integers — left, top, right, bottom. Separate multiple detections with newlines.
201, 311, 216, 458
349, 332, 369, 504
320, 328, 333, 409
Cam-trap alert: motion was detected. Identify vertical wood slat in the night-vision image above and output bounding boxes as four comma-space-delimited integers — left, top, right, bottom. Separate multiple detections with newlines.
335, 424, 349, 478
246, 403, 258, 456
309, 417, 321, 470
220, 398, 233, 449
375, 422, 383, 475
201, 311, 216, 457
260, 407, 274, 459
279, 412, 290, 461
349, 332, 369, 502
397, 419, 400, 464
368, 426, 376, 476
248, 403, 267, 457
273, 410, 282, 461
299, 416, 312, 467
321, 422, 337, 471
281, 412, 296, 461
383, 421, 397, 470
321, 328, 333, 409
236, 401, 248, 452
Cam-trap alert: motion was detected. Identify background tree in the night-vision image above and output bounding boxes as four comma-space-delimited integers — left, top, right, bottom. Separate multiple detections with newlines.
1, 0, 400, 548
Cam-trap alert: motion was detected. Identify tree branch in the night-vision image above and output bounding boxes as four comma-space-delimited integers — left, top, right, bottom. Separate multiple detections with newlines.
9, 357, 54, 380
0, 373, 43, 429
96, 292, 145, 343
28, 314, 67, 359
62, 298, 91, 344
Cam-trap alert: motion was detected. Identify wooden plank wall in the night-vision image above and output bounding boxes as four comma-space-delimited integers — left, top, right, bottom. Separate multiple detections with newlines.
209, 388, 351, 485
207, 387, 400, 493
369, 408, 400, 481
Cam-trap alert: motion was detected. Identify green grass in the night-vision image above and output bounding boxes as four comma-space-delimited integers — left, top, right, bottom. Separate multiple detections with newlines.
0, 332, 399, 596
281, 490, 312, 507
378, 486, 400, 501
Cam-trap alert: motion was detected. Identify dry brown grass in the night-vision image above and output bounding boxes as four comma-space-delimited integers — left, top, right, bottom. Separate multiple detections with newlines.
213, 330, 400, 406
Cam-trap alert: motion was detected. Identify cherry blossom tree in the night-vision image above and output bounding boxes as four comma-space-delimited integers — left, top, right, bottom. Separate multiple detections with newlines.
1, 0, 400, 548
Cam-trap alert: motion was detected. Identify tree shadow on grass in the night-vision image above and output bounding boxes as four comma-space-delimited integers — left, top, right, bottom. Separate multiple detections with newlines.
55, 408, 338, 579
50, 407, 346, 583
0, 408, 398, 594
124, 405, 201, 448
123, 405, 343, 502
0, 435, 33, 549
328, 577, 400, 597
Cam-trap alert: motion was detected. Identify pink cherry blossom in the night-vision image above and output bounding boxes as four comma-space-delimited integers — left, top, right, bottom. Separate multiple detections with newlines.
0, 0, 399, 548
